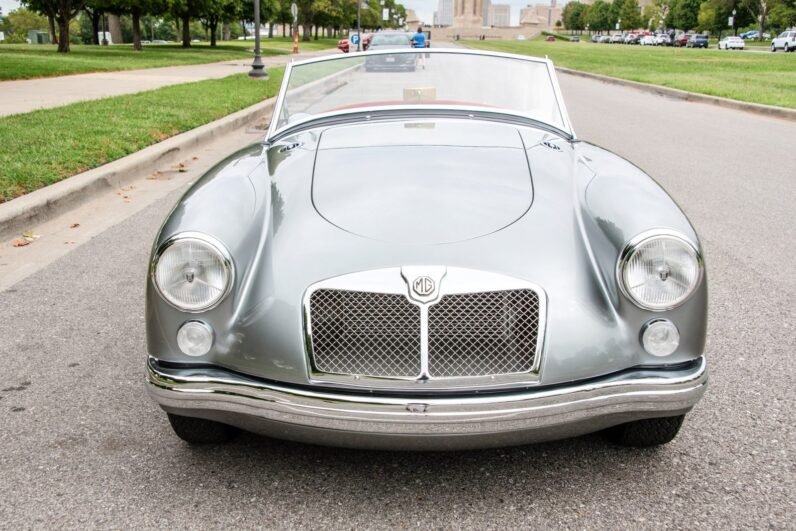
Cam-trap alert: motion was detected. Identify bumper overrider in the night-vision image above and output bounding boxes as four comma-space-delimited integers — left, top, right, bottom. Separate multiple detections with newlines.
146, 356, 707, 450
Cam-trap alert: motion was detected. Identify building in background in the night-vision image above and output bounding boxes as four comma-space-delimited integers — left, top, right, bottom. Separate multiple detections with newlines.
482, 0, 491, 26
488, 3, 510, 26
519, 0, 562, 29
434, 0, 454, 26
453, 0, 484, 27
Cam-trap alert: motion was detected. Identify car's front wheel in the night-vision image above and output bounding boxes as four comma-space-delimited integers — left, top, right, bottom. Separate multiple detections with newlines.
167, 413, 238, 444
604, 415, 685, 447
771, 43, 776, 52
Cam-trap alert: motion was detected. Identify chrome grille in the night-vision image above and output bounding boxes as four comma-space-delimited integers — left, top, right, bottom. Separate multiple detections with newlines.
309, 289, 421, 377
428, 290, 540, 377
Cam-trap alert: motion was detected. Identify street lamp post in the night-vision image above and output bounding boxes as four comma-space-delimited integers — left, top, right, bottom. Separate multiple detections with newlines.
732, 9, 737, 36
356, 1, 362, 52
248, 0, 268, 79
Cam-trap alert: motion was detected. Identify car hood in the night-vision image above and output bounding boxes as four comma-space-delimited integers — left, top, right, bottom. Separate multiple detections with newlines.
312, 120, 533, 245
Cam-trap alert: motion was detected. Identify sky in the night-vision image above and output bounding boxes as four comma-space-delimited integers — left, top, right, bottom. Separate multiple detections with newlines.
404, 0, 557, 27
0, 0, 21, 18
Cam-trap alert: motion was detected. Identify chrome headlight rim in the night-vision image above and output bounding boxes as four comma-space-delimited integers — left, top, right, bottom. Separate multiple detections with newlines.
616, 228, 704, 312
151, 232, 235, 313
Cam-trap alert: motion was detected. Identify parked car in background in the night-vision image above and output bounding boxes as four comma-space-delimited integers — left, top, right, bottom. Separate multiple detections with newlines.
655, 34, 672, 46
591, 34, 600, 43
364, 32, 416, 71
640, 35, 656, 46
145, 49, 709, 451
569, 35, 580, 42
545, 35, 556, 42
624, 33, 641, 44
718, 36, 745, 50
673, 33, 691, 46
771, 30, 796, 52
740, 30, 759, 40
610, 33, 624, 43
686, 34, 709, 48
601, 35, 613, 43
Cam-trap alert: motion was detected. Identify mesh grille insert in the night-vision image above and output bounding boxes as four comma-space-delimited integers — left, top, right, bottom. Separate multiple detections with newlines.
309, 289, 421, 377
428, 290, 539, 377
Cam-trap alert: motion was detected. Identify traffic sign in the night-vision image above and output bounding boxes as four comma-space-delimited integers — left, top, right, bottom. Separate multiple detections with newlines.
290, 2, 298, 20
350, 33, 360, 45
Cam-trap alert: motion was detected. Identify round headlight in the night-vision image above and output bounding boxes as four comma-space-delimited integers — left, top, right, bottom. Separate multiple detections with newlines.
153, 234, 233, 312
618, 231, 702, 311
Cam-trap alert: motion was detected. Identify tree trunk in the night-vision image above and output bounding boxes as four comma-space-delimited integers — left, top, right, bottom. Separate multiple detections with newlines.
222, 22, 230, 41
282, 24, 286, 37
175, 18, 180, 42
90, 11, 100, 44
241, 20, 247, 39
132, 8, 142, 51
313, 24, 318, 40
57, 14, 70, 52
268, 22, 274, 38
48, 14, 58, 44
302, 22, 311, 41
209, 21, 218, 46
182, 13, 191, 47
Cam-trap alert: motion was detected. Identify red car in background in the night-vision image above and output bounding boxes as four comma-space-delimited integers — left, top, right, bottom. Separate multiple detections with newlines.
337, 33, 372, 53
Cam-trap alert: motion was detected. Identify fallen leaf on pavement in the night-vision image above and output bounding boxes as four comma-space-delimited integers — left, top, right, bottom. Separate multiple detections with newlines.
12, 240, 30, 247
64, 241, 76, 244
21, 230, 40, 240
70, 223, 80, 229
192, 156, 199, 160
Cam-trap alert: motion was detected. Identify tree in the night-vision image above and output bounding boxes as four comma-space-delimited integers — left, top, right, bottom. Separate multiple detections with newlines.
586, 0, 613, 32
204, 0, 242, 46
0, 7, 49, 43
673, 0, 700, 29
562, 1, 587, 30
609, 0, 625, 27
619, 0, 642, 29
769, 0, 796, 30
169, 0, 205, 47
23, 0, 84, 51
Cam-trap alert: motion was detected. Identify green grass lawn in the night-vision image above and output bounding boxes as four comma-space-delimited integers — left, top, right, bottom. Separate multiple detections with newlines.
0, 38, 336, 80
0, 68, 284, 203
464, 38, 796, 109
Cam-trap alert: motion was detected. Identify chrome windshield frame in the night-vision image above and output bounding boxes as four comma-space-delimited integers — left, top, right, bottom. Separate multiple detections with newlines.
265, 48, 576, 141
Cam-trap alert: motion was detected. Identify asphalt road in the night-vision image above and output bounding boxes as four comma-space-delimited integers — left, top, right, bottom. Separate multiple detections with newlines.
1, 73, 794, 529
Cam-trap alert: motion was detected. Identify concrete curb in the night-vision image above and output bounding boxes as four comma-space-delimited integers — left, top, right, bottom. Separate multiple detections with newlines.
556, 66, 796, 122
0, 96, 276, 242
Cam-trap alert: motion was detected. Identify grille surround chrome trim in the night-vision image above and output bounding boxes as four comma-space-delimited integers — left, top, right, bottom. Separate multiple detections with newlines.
302, 267, 547, 391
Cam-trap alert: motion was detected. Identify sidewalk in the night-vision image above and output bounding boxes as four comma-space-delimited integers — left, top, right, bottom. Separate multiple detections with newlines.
0, 48, 337, 118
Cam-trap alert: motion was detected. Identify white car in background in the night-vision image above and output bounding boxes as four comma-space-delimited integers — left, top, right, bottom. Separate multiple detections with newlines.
640, 35, 656, 46
656, 34, 672, 45
771, 30, 796, 52
718, 36, 745, 50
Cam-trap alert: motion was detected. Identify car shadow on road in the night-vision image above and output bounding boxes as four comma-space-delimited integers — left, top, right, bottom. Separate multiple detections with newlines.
163, 429, 677, 505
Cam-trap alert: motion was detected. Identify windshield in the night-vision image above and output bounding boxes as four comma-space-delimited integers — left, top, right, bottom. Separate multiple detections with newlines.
271, 50, 570, 137
370, 33, 411, 46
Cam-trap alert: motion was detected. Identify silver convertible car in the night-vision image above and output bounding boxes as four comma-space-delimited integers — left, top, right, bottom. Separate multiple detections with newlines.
146, 49, 708, 450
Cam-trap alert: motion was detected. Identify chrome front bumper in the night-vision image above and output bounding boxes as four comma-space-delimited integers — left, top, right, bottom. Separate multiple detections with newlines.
146, 356, 707, 450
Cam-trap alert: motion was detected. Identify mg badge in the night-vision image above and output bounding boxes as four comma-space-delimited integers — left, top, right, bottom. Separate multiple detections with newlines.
413, 276, 435, 297
402, 266, 446, 304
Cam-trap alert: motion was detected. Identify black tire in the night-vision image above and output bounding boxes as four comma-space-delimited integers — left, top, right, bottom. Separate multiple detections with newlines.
604, 415, 685, 447
167, 413, 238, 444
771, 44, 776, 52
